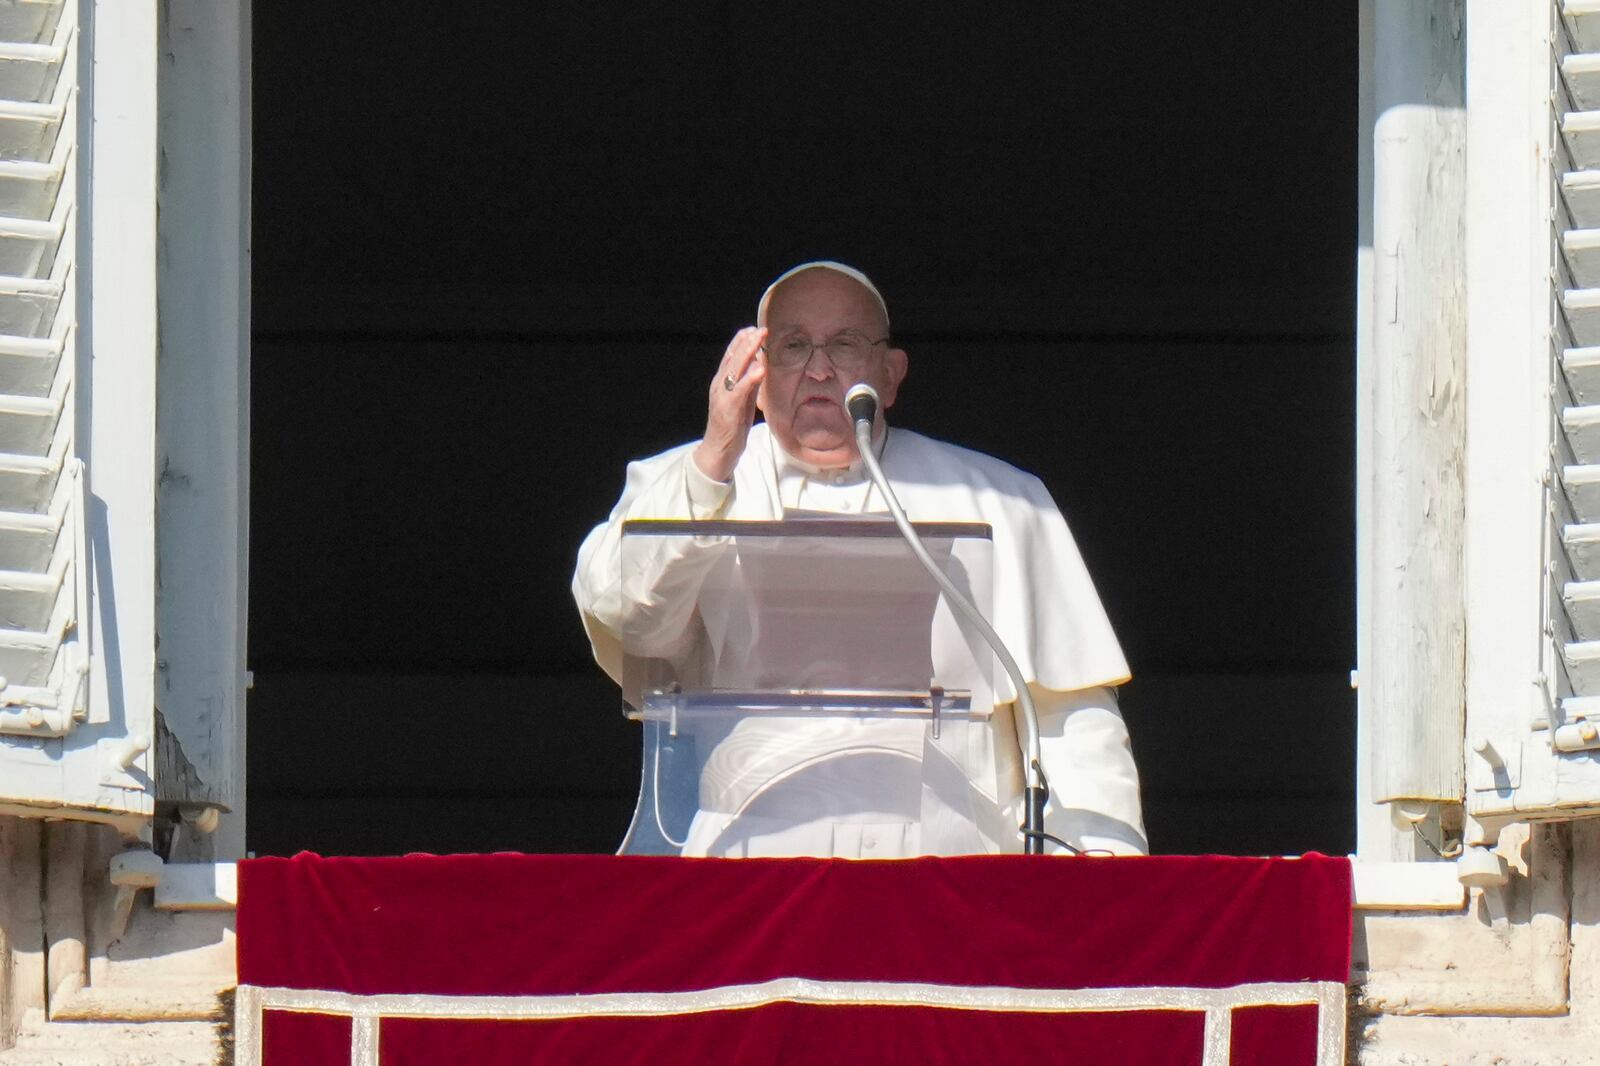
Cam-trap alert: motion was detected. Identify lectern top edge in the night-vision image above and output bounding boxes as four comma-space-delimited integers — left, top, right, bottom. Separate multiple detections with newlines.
621, 518, 994, 540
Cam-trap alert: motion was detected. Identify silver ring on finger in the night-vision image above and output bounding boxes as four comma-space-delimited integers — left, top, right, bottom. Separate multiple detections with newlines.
723, 374, 737, 391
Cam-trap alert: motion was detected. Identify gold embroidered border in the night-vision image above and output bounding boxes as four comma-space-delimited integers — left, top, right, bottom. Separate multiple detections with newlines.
234, 977, 1346, 1066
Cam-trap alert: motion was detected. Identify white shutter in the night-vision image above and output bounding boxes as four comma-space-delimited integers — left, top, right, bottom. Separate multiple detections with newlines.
0, 0, 157, 824
0, 0, 82, 743
1461, 0, 1600, 824
1551, 5, 1600, 772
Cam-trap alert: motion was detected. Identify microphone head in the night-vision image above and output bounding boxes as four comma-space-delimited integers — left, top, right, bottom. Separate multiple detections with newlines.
845, 383, 879, 426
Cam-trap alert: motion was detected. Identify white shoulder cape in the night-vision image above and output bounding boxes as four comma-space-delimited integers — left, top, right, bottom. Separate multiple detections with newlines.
582, 419, 1132, 701
710, 424, 1130, 700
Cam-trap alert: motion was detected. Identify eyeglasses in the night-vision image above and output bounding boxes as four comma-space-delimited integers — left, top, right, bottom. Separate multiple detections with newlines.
762, 330, 890, 370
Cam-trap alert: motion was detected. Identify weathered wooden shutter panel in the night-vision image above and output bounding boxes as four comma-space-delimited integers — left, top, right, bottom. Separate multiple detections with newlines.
0, 0, 81, 745
0, 0, 154, 823
1463, 1, 1600, 822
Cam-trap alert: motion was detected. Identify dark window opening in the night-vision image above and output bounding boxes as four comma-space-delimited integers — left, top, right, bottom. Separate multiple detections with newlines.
248, 3, 1357, 858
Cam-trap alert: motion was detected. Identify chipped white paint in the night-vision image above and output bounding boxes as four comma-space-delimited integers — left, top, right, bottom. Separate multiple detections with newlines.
153, 0, 250, 842
1365, 0, 1467, 815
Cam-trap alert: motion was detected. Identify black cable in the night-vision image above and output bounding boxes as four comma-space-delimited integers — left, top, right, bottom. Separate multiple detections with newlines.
1019, 828, 1080, 854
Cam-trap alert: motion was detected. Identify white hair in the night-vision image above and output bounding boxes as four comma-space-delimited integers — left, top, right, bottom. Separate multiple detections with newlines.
756, 260, 890, 333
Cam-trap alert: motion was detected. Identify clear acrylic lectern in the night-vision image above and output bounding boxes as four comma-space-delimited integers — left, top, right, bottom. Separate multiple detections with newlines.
617, 518, 996, 856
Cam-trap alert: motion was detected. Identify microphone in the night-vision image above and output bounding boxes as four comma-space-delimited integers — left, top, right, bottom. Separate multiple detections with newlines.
849, 391, 1052, 855
845, 382, 878, 428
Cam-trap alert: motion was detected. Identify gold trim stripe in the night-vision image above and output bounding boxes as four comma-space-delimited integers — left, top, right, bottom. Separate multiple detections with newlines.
235, 977, 1345, 1066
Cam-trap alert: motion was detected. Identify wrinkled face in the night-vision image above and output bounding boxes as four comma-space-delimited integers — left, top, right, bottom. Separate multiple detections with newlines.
757, 269, 908, 469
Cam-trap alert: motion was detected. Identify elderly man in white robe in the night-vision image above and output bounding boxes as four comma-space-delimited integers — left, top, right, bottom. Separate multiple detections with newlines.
573, 261, 1146, 858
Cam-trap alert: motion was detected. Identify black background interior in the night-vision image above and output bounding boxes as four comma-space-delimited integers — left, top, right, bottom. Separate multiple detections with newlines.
246, 3, 1356, 857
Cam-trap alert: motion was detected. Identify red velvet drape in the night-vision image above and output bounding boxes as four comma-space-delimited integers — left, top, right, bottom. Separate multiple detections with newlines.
238, 853, 1351, 1065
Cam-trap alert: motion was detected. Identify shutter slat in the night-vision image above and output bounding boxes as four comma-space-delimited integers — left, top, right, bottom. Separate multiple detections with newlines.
0, 624, 61, 686
0, 2, 63, 49
1565, 521, 1600, 580
0, 333, 64, 398
0, 41, 64, 105
1564, 405, 1600, 462
0, 159, 63, 220
1566, 53, 1600, 110
0, 275, 62, 338
1567, 1, 1600, 54
0, 564, 61, 631
1563, 289, 1600, 345
0, 99, 61, 163
0, 215, 64, 279
1563, 346, 1600, 402
1564, 111, 1600, 170
1564, 170, 1600, 227
1565, 229, 1600, 287
1565, 579, 1600, 636
1565, 640, 1600, 692
1563, 463, 1600, 518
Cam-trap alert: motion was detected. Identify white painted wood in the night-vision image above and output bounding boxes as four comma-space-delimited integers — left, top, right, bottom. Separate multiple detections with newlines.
1565, 229, 1600, 287
153, 0, 249, 847
0, 333, 62, 397
54, 0, 157, 816
0, 158, 64, 220
1564, 111, 1600, 170
1368, 0, 1467, 809
1566, 641, 1600, 694
1351, 859, 1468, 910
1567, 0, 1600, 53
0, 276, 59, 337
1564, 404, 1600, 462
0, 215, 64, 280
1562, 288, 1600, 346
1567, 463, 1600, 517
152, 862, 236, 911
1552, 719, 1600, 749
0, 0, 80, 762
1564, 53, 1600, 110
0, 99, 62, 163
0, 387, 60, 456
1562, 169, 1600, 226
0, 39, 63, 104
0, 565, 63, 629
1460, 0, 1598, 822
1565, 579, 1600, 634
0, 450, 57, 512
1563, 346, 1600, 402
0, 507, 59, 571
0, 1, 63, 48
1559, 694, 1600, 723
1357, 0, 1405, 858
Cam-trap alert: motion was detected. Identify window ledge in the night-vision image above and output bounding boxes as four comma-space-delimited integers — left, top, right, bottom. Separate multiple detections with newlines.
154, 861, 237, 911
1350, 859, 1467, 910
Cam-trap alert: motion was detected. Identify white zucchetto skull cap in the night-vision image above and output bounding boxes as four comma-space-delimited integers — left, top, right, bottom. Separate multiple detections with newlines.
756, 260, 890, 333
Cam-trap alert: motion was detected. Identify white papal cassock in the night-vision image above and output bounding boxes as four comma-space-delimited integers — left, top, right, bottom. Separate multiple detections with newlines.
573, 422, 1146, 858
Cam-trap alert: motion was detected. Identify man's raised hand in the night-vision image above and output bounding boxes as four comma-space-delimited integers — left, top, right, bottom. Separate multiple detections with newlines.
692, 326, 766, 483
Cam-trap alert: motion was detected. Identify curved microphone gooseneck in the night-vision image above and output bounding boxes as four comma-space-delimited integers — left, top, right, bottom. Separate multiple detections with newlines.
845, 383, 1049, 854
